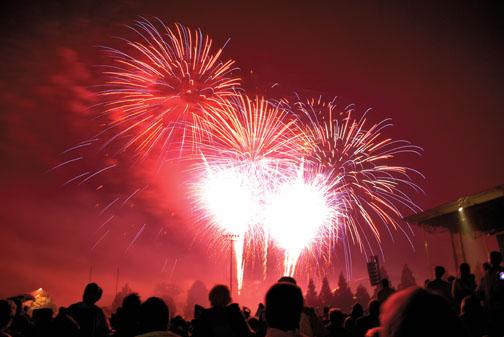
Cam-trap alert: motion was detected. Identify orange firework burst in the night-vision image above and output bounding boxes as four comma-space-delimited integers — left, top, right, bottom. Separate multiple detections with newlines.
99, 18, 240, 157
297, 97, 423, 258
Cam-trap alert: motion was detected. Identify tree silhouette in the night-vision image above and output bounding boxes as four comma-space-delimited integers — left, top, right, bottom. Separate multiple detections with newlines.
354, 284, 371, 309
184, 280, 208, 318
305, 278, 319, 308
111, 283, 133, 311
154, 282, 182, 316
398, 264, 417, 290
333, 272, 354, 313
318, 276, 333, 308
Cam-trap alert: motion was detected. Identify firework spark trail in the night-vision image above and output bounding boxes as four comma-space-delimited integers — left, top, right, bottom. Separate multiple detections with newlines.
78, 164, 118, 185
295, 98, 423, 258
99, 197, 121, 215
91, 230, 110, 250
47, 157, 83, 172
96, 215, 115, 233
98, 18, 241, 158
125, 224, 147, 253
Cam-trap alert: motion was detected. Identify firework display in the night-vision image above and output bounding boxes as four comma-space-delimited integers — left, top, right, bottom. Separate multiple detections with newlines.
65, 18, 422, 292
99, 19, 240, 157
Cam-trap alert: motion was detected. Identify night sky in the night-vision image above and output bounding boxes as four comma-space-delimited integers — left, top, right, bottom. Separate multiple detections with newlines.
1, 0, 503, 310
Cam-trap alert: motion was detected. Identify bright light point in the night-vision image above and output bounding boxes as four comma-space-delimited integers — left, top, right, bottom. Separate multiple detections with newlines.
198, 166, 259, 234
267, 181, 329, 250
265, 174, 333, 275
458, 207, 463, 212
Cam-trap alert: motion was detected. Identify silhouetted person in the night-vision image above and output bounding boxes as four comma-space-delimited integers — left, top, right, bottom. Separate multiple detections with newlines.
380, 287, 467, 337
276, 276, 328, 337
192, 285, 251, 337
135, 297, 178, 337
344, 303, 363, 335
7, 295, 32, 337
111, 293, 141, 337
169, 316, 188, 337
52, 307, 80, 337
452, 263, 476, 313
426, 266, 452, 302
459, 295, 486, 337
355, 300, 380, 337
27, 308, 53, 337
377, 279, 395, 304
68, 283, 109, 337
265, 282, 304, 337
0, 300, 16, 337
325, 309, 350, 337
477, 251, 504, 337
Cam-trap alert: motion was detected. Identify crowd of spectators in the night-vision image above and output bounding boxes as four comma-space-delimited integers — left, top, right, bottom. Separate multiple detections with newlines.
1, 251, 503, 337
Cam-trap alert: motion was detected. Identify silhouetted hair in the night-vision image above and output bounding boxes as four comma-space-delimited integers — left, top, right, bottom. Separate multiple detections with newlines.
122, 293, 141, 308
459, 262, 470, 275
434, 266, 445, 279
381, 278, 390, 288
277, 276, 297, 285
368, 300, 381, 317
83, 283, 102, 304
208, 285, 231, 307
351, 303, 364, 318
140, 297, 169, 333
490, 251, 502, 267
329, 308, 344, 326
381, 287, 467, 337
0, 299, 16, 330
265, 282, 304, 331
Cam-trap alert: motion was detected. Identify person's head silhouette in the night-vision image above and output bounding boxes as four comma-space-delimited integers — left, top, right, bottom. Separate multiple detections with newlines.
459, 262, 470, 275
328, 308, 344, 326
277, 276, 297, 284
381, 287, 466, 337
82, 283, 103, 305
265, 282, 304, 332
139, 297, 169, 333
368, 300, 381, 317
489, 251, 502, 268
381, 278, 390, 288
434, 266, 445, 280
208, 285, 231, 307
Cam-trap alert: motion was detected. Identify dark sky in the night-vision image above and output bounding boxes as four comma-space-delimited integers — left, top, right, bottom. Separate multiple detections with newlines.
1, 0, 503, 309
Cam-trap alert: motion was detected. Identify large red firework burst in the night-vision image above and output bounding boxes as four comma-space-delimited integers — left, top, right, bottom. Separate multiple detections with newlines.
99, 18, 241, 158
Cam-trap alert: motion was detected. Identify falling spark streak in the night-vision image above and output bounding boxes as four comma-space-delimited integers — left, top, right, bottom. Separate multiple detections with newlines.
96, 215, 115, 233
78, 164, 118, 185
62, 172, 90, 187
125, 224, 147, 253
47, 157, 83, 172
100, 197, 120, 215
92, 230, 110, 250
121, 186, 147, 207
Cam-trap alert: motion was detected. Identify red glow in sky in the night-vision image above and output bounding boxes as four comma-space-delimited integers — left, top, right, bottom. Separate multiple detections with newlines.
0, 0, 503, 309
